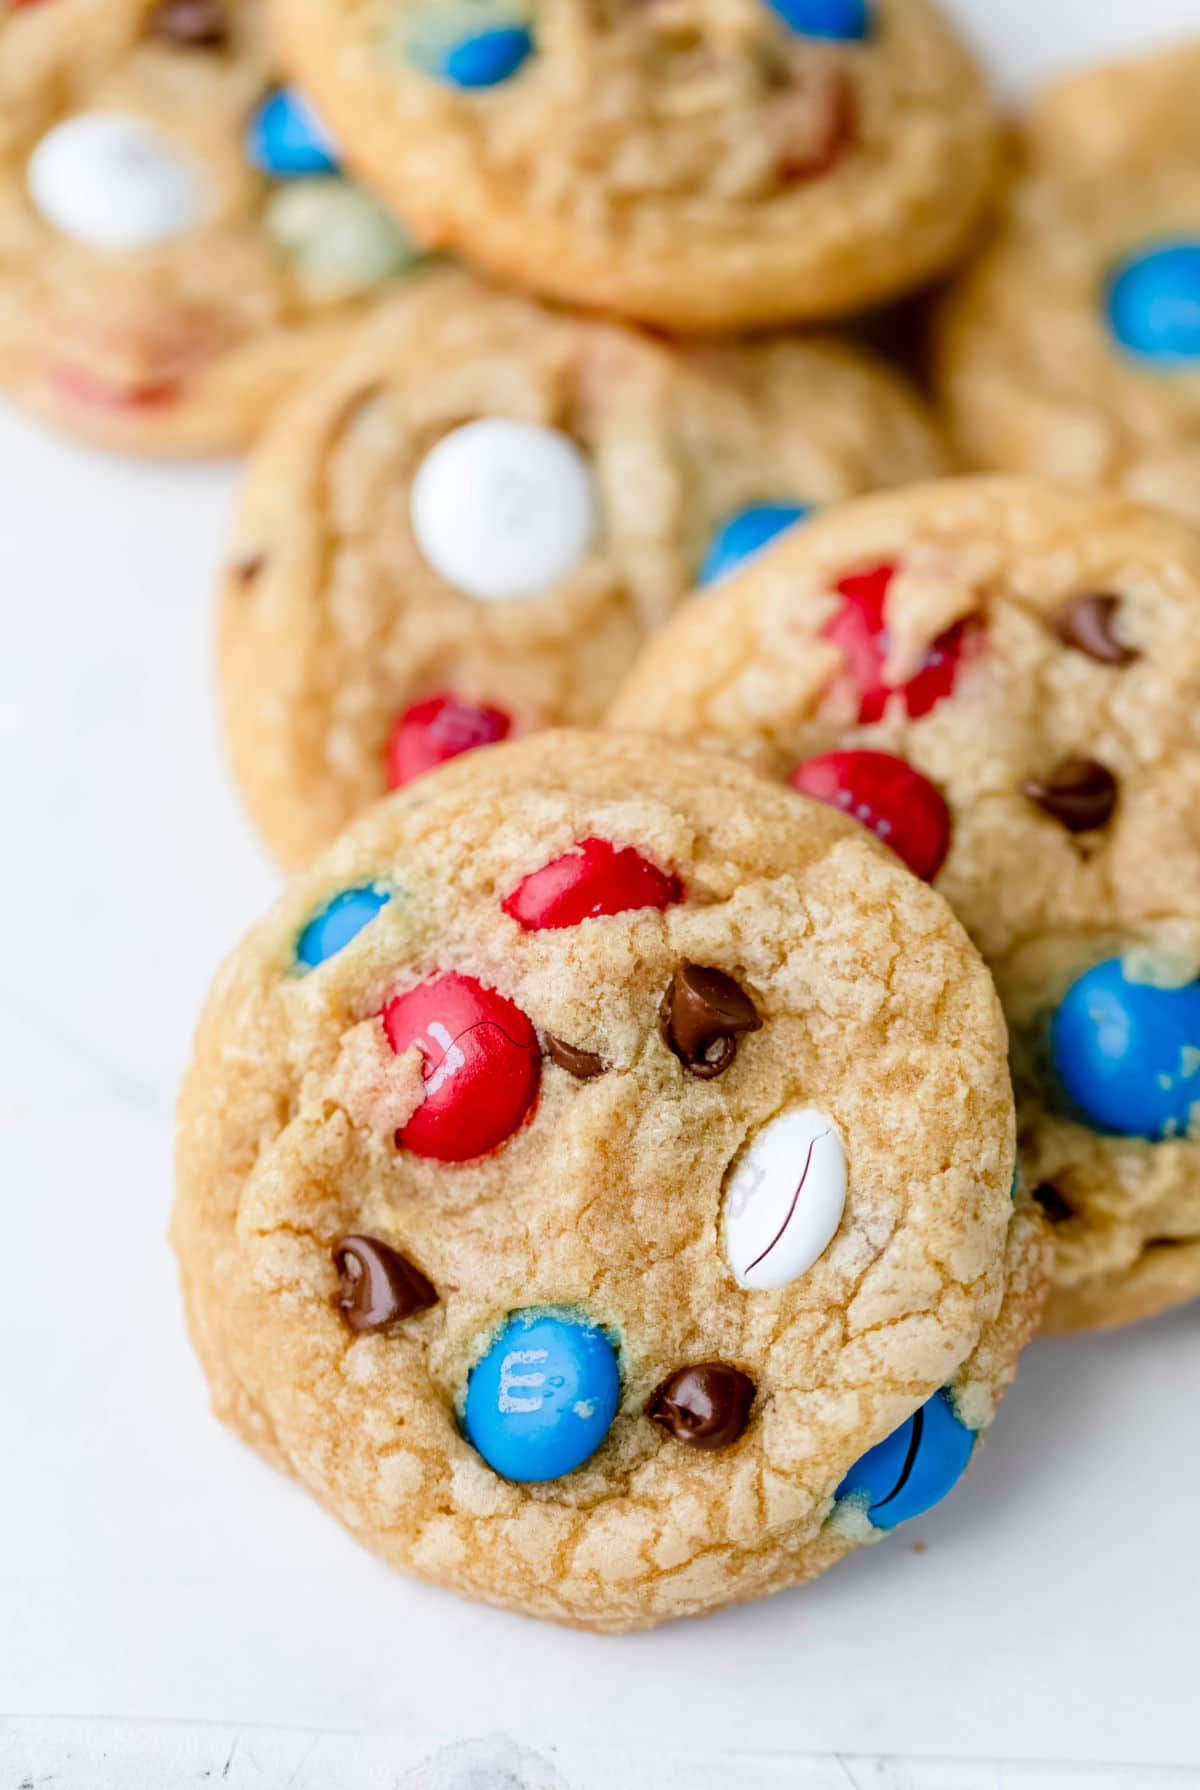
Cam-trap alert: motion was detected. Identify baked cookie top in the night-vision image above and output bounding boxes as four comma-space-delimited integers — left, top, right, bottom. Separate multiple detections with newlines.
937, 42, 1200, 527
611, 478, 1200, 1334
220, 269, 946, 868
173, 730, 1043, 1631
0, 0, 424, 452
270, 0, 998, 331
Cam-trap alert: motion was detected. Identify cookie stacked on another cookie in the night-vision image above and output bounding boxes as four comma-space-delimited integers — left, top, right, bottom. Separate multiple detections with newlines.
0, 0, 425, 452
938, 41, 1200, 528
270, 0, 999, 331
173, 730, 1046, 1630
611, 477, 1200, 1334
220, 269, 948, 868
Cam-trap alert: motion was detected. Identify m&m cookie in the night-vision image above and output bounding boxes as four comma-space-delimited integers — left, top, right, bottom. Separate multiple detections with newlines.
0, 0, 424, 453
269, 0, 998, 331
172, 731, 1045, 1630
219, 269, 946, 868
937, 42, 1200, 528
612, 478, 1200, 1333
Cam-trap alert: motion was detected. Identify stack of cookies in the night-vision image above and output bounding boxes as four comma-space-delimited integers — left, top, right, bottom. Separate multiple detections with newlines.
8, 0, 1196, 1632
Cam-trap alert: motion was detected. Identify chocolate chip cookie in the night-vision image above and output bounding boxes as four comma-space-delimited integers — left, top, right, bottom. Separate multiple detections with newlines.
611, 477, 1200, 1333
219, 269, 947, 868
270, 0, 998, 331
0, 0, 424, 453
172, 730, 1045, 1631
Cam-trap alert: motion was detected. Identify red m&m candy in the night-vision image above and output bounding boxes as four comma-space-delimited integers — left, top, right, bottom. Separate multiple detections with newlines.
386, 692, 513, 789
502, 838, 682, 932
790, 750, 951, 882
822, 563, 972, 724
382, 972, 540, 1161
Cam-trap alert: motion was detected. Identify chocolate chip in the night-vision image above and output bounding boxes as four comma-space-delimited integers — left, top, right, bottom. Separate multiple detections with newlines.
646, 1364, 756, 1450
332, 1236, 437, 1331
544, 1034, 606, 1080
1022, 758, 1117, 833
1033, 1182, 1075, 1225
661, 963, 762, 1079
1053, 593, 1140, 666
229, 553, 265, 588
145, 0, 229, 46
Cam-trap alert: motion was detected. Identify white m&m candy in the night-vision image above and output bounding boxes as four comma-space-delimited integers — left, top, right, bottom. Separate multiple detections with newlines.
723, 1107, 847, 1291
410, 418, 597, 603
28, 112, 204, 251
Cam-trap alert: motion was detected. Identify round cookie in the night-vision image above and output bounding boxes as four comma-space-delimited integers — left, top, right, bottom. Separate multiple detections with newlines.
219, 269, 947, 869
173, 730, 1046, 1632
269, 0, 998, 333
0, 0, 425, 454
611, 477, 1200, 1334
937, 43, 1200, 528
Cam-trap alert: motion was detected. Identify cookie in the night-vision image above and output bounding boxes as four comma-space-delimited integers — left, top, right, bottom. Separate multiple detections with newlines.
611, 477, 1200, 1334
0, 0, 425, 454
219, 269, 947, 869
269, 0, 998, 333
172, 730, 1046, 1632
937, 43, 1200, 528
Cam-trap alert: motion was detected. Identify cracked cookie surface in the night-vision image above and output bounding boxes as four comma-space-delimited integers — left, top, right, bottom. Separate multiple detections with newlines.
937, 42, 1200, 528
220, 269, 946, 869
611, 478, 1200, 1332
173, 730, 1044, 1631
270, 0, 998, 331
0, 0, 423, 453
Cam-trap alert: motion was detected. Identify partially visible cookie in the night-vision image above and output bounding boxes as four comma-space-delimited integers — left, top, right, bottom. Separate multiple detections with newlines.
937, 43, 1200, 527
611, 478, 1200, 1334
173, 729, 1045, 1632
0, 0, 425, 453
271, 0, 998, 332
219, 269, 947, 868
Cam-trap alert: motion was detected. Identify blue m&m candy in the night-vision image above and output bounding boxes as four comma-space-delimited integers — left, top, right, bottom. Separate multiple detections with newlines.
296, 885, 391, 969
247, 89, 339, 179
836, 1389, 975, 1530
699, 502, 812, 587
1106, 241, 1200, 365
436, 24, 534, 88
464, 1308, 621, 1483
765, 0, 871, 42
1050, 957, 1200, 1138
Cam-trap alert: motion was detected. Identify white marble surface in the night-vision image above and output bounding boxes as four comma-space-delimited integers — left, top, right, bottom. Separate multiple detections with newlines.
4, 6, 1200, 1783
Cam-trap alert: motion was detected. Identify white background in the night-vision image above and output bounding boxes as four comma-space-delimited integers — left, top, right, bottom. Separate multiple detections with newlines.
2, 4, 1199, 1785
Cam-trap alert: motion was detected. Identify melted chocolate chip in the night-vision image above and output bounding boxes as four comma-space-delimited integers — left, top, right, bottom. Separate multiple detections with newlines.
332, 1236, 437, 1331
661, 963, 762, 1079
544, 1034, 606, 1080
1022, 759, 1117, 832
1053, 594, 1140, 666
145, 0, 229, 46
1033, 1182, 1075, 1225
647, 1364, 756, 1450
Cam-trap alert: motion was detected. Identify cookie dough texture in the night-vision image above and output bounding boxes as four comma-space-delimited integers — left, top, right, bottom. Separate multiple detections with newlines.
271, 0, 998, 331
937, 43, 1200, 527
173, 732, 1044, 1632
611, 478, 1200, 1333
0, 0, 398, 453
220, 270, 947, 869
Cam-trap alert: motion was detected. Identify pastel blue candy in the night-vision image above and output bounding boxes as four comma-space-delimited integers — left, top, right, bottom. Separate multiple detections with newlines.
439, 25, 534, 88
1050, 957, 1200, 1139
247, 89, 339, 179
765, 0, 871, 41
465, 1308, 620, 1483
836, 1389, 975, 1530
699, 502, 812, 586
296, 885, 391, 969
1106, 241, 1200, 364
